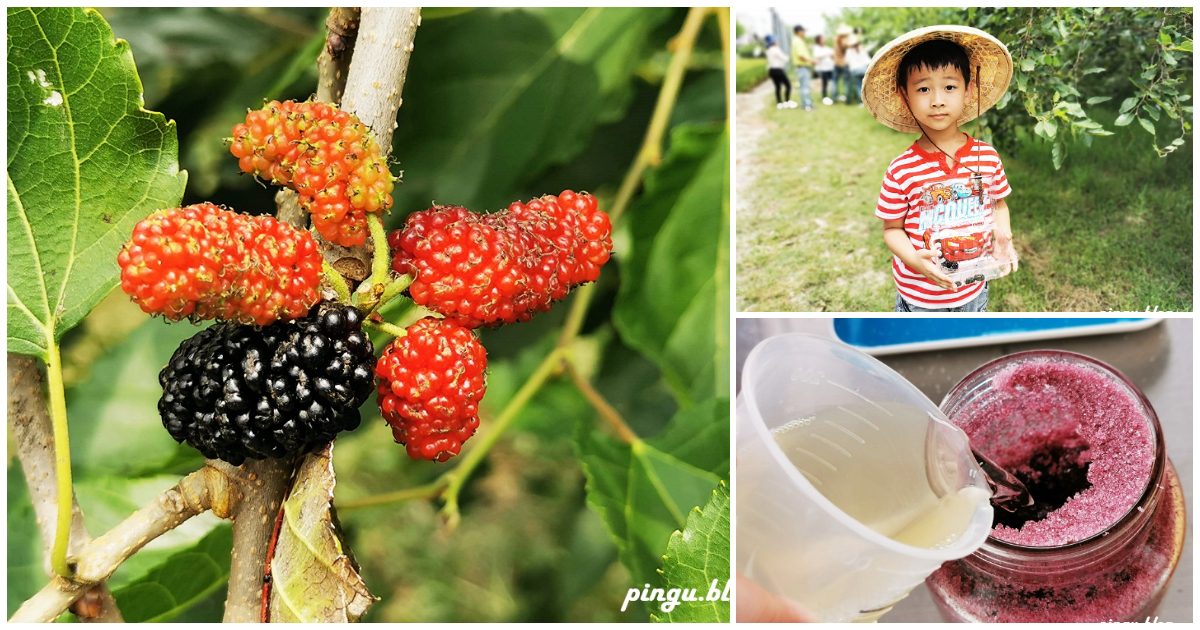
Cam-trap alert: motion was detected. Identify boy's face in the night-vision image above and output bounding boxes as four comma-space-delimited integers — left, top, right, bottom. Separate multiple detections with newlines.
901, 64, 971, 132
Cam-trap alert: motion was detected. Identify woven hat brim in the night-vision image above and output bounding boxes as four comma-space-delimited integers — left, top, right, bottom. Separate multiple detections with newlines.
863, 25, 1013, 134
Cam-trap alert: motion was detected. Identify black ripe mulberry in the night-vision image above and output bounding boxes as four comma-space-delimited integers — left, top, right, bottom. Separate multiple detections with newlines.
159, 302, 375, 465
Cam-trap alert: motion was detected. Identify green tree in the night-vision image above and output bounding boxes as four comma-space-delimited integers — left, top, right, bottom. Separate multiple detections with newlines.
829, 7, 1193, 168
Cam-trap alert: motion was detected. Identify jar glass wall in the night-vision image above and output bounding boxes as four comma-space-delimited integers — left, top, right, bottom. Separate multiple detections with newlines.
926, 351, 1186, 622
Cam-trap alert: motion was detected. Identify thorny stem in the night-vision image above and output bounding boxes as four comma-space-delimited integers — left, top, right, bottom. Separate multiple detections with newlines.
364, 319, 409, 339
323, 259, 352, 303
562, 358, 638, 444
45, 333, 74, 578
439, 347, 566, 528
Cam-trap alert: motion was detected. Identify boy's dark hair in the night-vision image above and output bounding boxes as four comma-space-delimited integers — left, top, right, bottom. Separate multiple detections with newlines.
896, 39, 971, 91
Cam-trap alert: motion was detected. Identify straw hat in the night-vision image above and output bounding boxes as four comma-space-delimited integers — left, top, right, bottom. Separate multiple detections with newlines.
862, 25, 1012, 134
836, 24, 853, 36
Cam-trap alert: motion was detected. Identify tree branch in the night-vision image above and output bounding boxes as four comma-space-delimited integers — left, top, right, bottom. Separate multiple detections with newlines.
562, 357, 638, 444
8, 354, 123, 622
339, 7, 420, 151
319, 7, 360, 104
220, 458, 293, 622
222, 7, 421, 622
10, 465, 233, 623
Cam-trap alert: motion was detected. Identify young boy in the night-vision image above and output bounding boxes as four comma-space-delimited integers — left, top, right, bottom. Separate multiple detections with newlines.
862, 27, 1019, 312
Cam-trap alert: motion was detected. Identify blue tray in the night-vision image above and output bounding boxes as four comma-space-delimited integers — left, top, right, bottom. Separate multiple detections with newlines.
832, 318, 1161, 355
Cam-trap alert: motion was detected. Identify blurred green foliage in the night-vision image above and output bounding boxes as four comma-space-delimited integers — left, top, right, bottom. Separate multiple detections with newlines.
827, 7, 1193, 168
10, 7, 729, 623
736, 58, 767, 92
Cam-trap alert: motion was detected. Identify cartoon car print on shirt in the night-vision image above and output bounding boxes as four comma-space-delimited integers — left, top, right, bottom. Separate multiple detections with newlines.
921, 183, 955, 205
948, 182, 974, 199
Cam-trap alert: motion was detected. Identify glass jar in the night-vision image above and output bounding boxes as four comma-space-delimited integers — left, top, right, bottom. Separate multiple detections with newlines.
926, 350, 1186, 622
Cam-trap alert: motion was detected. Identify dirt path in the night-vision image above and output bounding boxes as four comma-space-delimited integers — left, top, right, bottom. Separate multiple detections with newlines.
735, 81, 772, 207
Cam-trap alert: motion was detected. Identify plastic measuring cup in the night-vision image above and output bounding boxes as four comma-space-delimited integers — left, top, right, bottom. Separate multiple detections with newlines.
737, 334, 994, 622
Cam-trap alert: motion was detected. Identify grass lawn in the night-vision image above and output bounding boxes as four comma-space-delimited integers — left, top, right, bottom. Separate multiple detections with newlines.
735, 94, 1193, 312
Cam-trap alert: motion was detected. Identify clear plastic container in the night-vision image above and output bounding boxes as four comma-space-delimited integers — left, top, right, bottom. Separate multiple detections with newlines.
916, 173, 1018, 287
737, 334, 993, 622
927, 351, 1187, 622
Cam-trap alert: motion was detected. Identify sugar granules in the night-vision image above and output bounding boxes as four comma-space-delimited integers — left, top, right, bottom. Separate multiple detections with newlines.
927, 466, 1183, 622
951, 358, 1154, 546
927, 356, 1184, 622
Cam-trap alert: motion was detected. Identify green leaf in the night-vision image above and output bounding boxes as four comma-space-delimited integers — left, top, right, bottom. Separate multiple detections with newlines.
1086, 96, 1113, 105
1119, 97, 1137, 113
1072, 119, 1103, 130
111, 524, 232, 622
613, 124, 729, 407
1177, 38, 1193, 52
1141, 67, 1157, 80
269, 446, 376, 622
651, 483, 729, 623
67, 317, 208, 477
1114, 111, 1135, 126
1139, 117, 1156, 136
1171, 137, 1186, 147
7, 465, 44, 618
6, 7, 187, 358
1082, 67, 1106, 75
391, 7, 673, 213
1020, 58, 1035, 72
576, 399, 727, 588
1051, 141, 1064, 170
1159, 31, 1173, 46
1145, 104, 1161, 121
1043, 118, 1057, 139
1162, 50, 1177, 65
1033, 120, 1046, 138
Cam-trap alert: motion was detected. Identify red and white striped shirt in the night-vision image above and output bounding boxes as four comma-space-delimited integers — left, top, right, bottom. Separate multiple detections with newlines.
875, 134, 1011, 309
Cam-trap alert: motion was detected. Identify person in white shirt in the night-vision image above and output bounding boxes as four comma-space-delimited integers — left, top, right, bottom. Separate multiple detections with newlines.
812, 34, 835, 106
846, 43, 872, 105
764, 35, 796, 109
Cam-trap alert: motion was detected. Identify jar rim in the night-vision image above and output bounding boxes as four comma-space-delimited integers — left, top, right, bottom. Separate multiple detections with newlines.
940, 349, 1166, 555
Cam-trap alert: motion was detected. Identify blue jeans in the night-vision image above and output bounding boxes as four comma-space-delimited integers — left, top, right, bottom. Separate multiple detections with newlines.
895, 283, 989, 312
850, 70, 866, 103
833, 65, 850, 101
794, 66, 813, 108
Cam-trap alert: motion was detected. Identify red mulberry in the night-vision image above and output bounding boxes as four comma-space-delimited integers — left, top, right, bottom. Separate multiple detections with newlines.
375, 317, 487, 462
117, 203, 322, 326
230, 100, 395, 247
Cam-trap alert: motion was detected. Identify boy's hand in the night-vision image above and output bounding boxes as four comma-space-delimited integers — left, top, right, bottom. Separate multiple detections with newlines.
915, 248, 957, 291
993, 231, 1019, 277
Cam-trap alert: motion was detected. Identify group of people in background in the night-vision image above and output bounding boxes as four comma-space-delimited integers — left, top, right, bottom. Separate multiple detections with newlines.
765, 24, 871, 110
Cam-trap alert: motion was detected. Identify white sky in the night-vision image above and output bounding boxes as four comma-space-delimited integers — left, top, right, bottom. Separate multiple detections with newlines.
736, 6, 842, 39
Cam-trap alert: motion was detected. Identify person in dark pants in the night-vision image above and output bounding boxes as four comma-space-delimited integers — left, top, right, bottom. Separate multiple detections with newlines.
813, 34, 835, 105
765, 35, 795, 108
